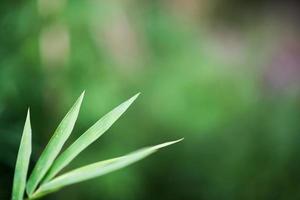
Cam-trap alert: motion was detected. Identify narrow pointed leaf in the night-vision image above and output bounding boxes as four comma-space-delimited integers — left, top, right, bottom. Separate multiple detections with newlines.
26, 92, 85, 196
12, 109, 32, 200
42, 93, 139, 183
32, 139, 183, 199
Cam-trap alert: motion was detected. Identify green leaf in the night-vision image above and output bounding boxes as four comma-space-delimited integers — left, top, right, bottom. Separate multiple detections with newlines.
42, 93, 139, 183
31, 139, 183, 199
12, 109, 32, 200
26, 92, 85, 196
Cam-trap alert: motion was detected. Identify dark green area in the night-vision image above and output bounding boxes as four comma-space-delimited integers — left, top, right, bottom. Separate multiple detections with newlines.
1, 0, 300, 199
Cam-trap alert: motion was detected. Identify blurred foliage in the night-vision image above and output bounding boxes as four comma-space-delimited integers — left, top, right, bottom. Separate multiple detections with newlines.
1, 0, 300, 199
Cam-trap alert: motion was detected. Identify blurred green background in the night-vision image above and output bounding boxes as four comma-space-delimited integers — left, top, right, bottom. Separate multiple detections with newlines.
1, 0, 300, 199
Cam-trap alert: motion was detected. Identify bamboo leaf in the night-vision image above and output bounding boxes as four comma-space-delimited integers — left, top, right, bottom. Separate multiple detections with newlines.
26, 92, 85, 196
12, 109, 32, 200
32, 139, 183, 199
42, 93, 139, 183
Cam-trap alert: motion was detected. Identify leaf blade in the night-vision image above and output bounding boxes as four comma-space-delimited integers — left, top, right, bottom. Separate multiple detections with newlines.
32, 139, 183, 198
26, 92, 85, 196
12, 109, 32, 200
42, 93, 139, 183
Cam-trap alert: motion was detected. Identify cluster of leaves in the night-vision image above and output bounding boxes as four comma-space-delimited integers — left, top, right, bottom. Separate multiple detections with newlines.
12, 92, 182, 200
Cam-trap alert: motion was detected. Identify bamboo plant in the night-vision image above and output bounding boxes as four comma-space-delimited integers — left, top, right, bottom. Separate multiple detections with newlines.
11, 92, 182, 199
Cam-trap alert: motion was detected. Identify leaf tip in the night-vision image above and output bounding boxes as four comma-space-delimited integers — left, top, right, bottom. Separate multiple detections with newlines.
74, 91, 85, 109
123, 92, 140, 107
132, 92, 141, 101
80, 90, 85, 100
152, 138, 184, 150
25, 108, 31, 128
27, 108, 31, 118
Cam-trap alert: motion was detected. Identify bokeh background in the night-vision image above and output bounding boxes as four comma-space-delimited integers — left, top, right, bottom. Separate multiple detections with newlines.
1, 0, 300, 199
